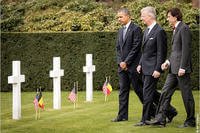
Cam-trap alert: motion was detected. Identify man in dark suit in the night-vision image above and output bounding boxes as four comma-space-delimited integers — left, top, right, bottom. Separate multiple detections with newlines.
147, 8, 196, 128
111, 8, 144, 122
135, 6, 177, 126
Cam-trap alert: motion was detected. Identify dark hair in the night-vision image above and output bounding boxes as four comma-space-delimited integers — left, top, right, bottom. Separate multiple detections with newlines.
117, 8, 131, 16
167, 8, 182, 21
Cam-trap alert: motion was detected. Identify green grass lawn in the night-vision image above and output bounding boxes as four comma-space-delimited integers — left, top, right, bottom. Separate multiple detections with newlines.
1, 90, 199, 133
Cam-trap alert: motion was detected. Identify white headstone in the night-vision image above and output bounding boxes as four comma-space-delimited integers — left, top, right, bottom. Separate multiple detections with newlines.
83, 54, 95, 102
8, 61, 25, 120
50, 57, 64, 109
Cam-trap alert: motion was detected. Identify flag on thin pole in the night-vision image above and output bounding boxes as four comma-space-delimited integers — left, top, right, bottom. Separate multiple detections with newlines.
76, 81, 79, 103
33, 89, 39, 110
102, 76, 113, 101
68, 82, 77, 109
33, 87, 44, 120
102, 77, 108, 95
38, 89, 44, 110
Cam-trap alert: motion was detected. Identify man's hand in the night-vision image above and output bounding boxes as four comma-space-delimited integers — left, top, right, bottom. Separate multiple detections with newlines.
178, 68, 185, 76
136, 65, 141, 74
152, 71, 160, 78
120, 62, 127, 70
161, 62, 169, 70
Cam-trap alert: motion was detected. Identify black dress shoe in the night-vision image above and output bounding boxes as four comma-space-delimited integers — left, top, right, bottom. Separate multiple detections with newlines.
145, 120, 166, 127
111, 118, 127, 122
178, 122, 196, 128
134, 121, 148, 126
167, 111, 178, 123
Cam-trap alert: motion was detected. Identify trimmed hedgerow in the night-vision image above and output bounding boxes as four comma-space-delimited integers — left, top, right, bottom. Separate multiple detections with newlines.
1, 31, 199, 92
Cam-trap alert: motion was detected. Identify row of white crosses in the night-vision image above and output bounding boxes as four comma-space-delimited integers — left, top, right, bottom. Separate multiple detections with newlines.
8, 54, 95, 120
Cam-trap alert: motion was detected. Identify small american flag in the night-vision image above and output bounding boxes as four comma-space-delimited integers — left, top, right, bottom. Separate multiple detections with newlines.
33, 97, 39, 110
102, 81, 107, 95
68, 87, 77, 103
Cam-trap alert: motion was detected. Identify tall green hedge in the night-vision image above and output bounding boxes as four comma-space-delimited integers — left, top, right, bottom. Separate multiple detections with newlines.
1, 31, 199, 92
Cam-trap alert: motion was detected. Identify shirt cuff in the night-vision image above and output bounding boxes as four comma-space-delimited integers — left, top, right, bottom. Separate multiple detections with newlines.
179, 68, 185, 73
165, 60, 170, 66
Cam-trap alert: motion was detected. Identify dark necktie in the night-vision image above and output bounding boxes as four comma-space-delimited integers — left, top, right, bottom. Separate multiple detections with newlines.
144, 28, 149, 41
173, 27, 176, 35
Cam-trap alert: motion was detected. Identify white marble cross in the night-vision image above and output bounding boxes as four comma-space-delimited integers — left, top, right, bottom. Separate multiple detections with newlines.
8, 61, 25, 120
50, 57, 64, 109
83, 54, 95, 102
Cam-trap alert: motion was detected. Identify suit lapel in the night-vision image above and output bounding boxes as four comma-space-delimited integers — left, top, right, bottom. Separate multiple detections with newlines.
119, 28, 123, 47
172, 22, 182, 44
143, 24, 158, 45
121, 22, 133, 48
142, 28, 149, 43
123, 23, 132, 42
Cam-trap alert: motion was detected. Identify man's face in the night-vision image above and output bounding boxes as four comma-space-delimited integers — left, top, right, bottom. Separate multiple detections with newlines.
167, 12, 177, 27
117, 12, 130, 25
140, 11, 151, 25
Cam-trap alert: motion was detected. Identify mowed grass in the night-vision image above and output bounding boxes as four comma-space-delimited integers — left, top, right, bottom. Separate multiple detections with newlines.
1, 90, 199, 133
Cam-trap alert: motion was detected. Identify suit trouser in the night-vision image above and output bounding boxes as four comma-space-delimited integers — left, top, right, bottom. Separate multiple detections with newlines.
141, 75, 177, 122
141, 75, 159, 121
118, 70, 143, 119
156, 73, 195, 124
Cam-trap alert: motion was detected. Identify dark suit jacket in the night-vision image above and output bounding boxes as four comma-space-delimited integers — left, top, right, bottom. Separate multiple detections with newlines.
139, 24, 167, 75
116, 22, 142, 73
169, 22, 192, 74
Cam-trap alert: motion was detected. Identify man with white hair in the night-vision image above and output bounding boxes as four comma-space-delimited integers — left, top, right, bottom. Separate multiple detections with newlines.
135, 6, 177, 126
